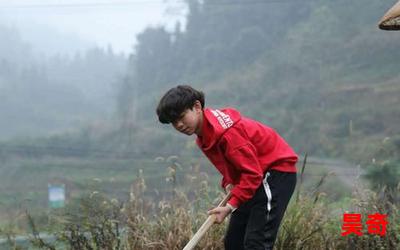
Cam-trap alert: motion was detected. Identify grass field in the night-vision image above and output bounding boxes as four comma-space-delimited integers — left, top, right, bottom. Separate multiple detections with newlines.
0, 154, 356, 230
0, 154, 398, 249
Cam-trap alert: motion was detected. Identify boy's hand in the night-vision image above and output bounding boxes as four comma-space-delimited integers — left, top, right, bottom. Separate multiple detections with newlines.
225, 184, 234, 194
207, 206, 232, 224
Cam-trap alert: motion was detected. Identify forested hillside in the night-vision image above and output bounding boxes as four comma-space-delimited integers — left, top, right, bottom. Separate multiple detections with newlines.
114, 0, 400, 167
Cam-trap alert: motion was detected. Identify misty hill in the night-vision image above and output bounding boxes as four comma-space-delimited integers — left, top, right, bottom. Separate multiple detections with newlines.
114, 0, 400, 164
1, 0, 399, 165
0, 24, 127, 139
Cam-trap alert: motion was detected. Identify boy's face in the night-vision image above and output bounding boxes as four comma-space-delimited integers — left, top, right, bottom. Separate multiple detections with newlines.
172, 101, 203, 136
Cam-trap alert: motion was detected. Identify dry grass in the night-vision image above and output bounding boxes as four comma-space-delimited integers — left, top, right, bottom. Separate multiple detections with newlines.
1, 161, 399, 250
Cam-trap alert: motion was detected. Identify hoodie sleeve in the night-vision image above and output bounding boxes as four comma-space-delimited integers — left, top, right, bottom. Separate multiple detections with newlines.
223, 141, 264, 208
221, 176, 229, 189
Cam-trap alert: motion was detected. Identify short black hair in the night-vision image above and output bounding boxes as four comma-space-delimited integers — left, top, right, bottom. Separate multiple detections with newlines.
156, 85, 205, 124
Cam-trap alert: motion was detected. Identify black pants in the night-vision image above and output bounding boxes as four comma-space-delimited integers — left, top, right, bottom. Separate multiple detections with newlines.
224, 170, 297, 250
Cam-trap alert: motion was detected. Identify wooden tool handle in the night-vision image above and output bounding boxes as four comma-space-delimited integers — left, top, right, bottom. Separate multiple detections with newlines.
182, 192, 232, 250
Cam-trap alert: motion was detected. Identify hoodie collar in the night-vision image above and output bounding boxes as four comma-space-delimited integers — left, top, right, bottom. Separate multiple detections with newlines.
196, 108, 241, 150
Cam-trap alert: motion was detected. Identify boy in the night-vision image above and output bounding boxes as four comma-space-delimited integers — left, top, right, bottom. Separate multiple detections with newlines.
156, 85, 297, 250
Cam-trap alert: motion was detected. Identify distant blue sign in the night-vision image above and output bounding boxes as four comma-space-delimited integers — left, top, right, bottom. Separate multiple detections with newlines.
48, 184, 65, 208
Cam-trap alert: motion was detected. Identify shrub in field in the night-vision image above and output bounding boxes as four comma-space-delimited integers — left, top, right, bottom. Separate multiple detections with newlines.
0, 224, 24, 250
57, 193, 123, 250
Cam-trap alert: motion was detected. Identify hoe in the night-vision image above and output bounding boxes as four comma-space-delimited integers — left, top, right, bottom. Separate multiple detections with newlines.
183, 192, 232, 250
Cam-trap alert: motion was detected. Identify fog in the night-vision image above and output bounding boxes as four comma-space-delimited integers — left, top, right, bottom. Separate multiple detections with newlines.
0, 0, 186, 55
0, 0, 186, 139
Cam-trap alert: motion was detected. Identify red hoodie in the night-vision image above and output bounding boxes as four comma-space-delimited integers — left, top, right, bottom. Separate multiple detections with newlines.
196, 108, 298, 208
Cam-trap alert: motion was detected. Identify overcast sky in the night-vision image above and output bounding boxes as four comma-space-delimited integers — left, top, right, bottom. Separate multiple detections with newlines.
0, 0, 187, 55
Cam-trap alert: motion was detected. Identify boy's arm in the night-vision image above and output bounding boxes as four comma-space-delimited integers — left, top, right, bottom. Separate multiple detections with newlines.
226, 202, 237, 212
224, 143, 264, 208
221, 176, 229, 190
224, 184, 235, 211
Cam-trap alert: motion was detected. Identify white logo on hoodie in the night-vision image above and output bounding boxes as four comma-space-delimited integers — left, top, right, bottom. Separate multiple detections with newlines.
211, 109, 234, 129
